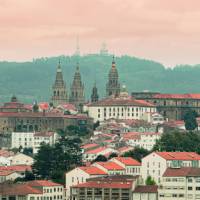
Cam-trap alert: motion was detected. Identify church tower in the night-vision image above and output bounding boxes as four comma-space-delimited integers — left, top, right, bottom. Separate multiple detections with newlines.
91, 82, 99, 102
51, 61, 68, 106
69, 63, 85, 107
106, 56, 120, 97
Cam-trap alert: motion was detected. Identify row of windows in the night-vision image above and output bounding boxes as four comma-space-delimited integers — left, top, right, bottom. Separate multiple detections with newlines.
44, 187, 63, 193
99, 107, 154, 112
160, 193, 200, 199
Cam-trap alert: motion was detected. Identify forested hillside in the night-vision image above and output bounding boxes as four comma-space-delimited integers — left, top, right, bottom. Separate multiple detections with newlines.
0, 54, 200, 103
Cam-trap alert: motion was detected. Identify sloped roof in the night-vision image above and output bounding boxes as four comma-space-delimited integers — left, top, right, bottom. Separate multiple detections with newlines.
114, 157, 141, 166
155, 152, 200, 161
79, 166, 107, 175
163, 167, 200, 177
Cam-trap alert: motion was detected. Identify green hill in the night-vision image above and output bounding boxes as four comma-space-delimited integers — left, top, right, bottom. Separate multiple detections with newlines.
0, 54, 200, 103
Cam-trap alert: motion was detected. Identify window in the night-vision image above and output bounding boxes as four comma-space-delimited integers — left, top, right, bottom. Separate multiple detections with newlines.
188, 187, 193, 190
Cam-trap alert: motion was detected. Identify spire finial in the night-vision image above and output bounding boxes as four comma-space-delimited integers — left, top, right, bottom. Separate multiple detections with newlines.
112, 55, 116, 68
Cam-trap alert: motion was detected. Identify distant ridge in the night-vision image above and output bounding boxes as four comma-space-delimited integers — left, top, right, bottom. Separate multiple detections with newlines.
0, 54, 200, 103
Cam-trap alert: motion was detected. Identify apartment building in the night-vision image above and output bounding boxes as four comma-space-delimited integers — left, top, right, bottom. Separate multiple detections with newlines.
159, 167, 200, 200
71, 175, 138, 200
110, 157, 141, 176
142, 152, 200, 184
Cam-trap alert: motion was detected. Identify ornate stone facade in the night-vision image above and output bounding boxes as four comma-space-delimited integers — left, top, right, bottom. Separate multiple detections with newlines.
106, 57, 120, 97
69, 63, 85, 108
51, 61, 68, 106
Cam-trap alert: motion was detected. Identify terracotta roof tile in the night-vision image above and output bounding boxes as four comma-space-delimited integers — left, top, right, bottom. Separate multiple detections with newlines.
79, 166, 107, 175
114, 157, 141, 166
27, 180, 62, 187
163, 167, 200, 177
96, 162, 125, 170
156, 152, 200, 161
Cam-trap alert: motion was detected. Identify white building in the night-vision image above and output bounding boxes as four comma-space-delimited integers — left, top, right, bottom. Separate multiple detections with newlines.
141, 152, 200, 184
0, 157, 11, 166
9, 153, 34, 166
123, 132, 161, 151
11, 131, 59, 154
142, 112, 164, 125
65, 166, 107, 199
111, 157, 141, 176
11, 132, 34, 149
159, 167, 200, 200
33, 132, 59, 153
85, 96, 156, 122
0, 180, 64, 200
0, 171, 21, 183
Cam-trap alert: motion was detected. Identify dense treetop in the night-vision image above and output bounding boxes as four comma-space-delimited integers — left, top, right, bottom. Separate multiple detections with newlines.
1, 54, 200, 103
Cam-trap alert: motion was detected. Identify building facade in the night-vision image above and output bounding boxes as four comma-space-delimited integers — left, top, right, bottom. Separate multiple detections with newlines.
141, 152, 200, 184
159, 167, 200, 200
51, 61, 68, 106
132, 92, 200, 120
86, 96, 156, 122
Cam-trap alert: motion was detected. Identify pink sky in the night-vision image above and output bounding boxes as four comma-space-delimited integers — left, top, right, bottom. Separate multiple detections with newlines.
1, 0, 200, 67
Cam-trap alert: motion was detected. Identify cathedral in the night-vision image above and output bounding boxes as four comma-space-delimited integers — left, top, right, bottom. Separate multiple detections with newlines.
69, 63, 85, 108
51, 61, 68, 106
106, 56, 121, 97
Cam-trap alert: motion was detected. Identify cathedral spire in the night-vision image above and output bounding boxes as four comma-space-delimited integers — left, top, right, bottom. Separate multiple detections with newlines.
69, 63, 85, 109
51, 60, 68, 106
106, 56, 120, 97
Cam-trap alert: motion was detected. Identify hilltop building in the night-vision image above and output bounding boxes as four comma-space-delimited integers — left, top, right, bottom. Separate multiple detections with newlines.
69, 63, 85, 108
106, 56, 121, 97
51, 61, 68, 106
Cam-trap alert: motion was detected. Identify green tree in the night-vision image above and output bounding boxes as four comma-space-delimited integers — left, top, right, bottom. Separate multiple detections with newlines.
123, 147, 150, 162
92, 155, 108, 163
145, 176, 156, 185
32, 137, 82, 182
108, 152, 118, 159
184, 110, 198, 131
32, 143, 54, 179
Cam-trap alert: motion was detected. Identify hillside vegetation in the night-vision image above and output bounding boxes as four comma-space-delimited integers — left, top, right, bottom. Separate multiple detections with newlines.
0, 54, 200, 103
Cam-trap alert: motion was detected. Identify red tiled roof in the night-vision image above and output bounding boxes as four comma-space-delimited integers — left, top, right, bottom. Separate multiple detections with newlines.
72, 181, 132, 189
88, 97, 155, 107
117, 146, 134, 154
79, 166, 107, 175
163, 167, 200, 177
0, 170, 15, 176
0, 184, 42, 195
0, 165, 32, 172
153, 93, 200, 100
156, 152, 200, 161
96, 162, 124, 170
134, 185, 158, 193
0, 150, 15, 157
85, 147, 107, 154
114, 157, 141, 166
27, 180, 62, 187
81, 143, 99, 149
38, 102, 49, 110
